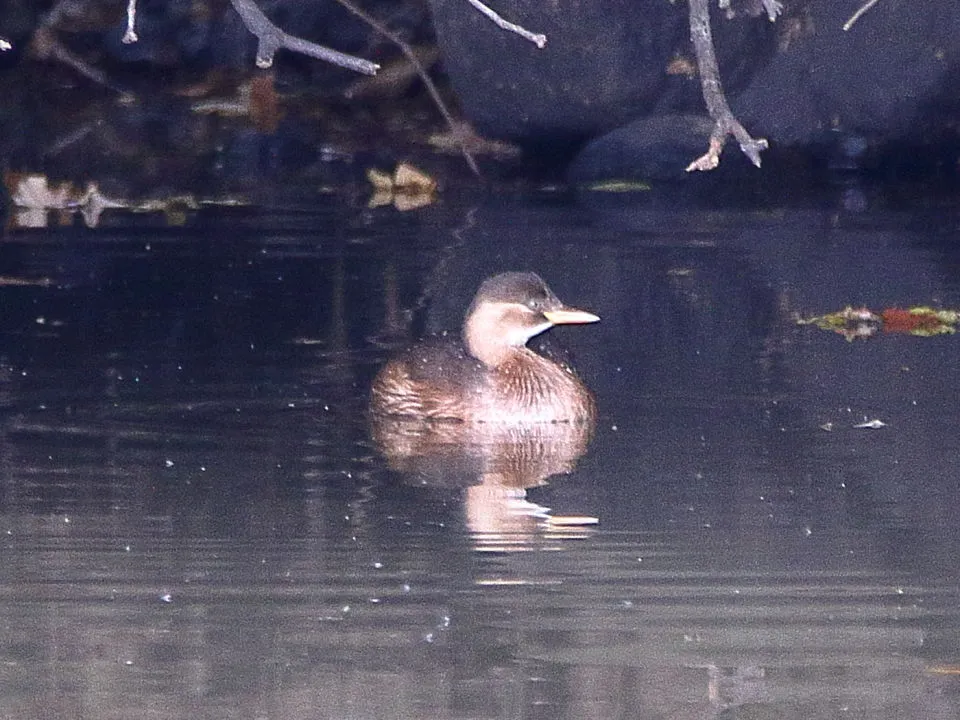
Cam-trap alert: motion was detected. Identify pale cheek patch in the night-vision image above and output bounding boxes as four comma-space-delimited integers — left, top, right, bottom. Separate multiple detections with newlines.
505, 320, 552, 346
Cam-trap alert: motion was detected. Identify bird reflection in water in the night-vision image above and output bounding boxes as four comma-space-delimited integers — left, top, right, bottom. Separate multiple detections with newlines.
371, 417, 596, 543
370, 272, 600, 545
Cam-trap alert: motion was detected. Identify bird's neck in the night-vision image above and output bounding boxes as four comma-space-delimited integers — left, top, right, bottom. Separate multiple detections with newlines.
463, 306, 527, 368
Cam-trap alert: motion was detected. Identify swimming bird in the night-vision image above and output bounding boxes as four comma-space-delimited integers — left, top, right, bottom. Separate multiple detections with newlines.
370, 272, 598, 423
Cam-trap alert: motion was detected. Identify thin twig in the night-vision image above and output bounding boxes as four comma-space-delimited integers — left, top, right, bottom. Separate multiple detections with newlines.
228, 0, 378, 75
329, 0, 481, 177
685, 0, 768, 171
843, 0, 882, 31
31, 25, 114, 88
31, 1, 117, 87
122, 0, 138, 43
464, 0, 546, 48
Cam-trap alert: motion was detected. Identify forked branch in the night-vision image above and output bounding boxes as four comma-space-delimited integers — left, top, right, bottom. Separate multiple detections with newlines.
228, 0, 378, 75
686, 0, 769, 171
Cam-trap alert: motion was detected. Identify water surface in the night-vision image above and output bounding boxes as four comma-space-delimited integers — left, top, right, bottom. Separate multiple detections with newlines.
1, 189, 959, 719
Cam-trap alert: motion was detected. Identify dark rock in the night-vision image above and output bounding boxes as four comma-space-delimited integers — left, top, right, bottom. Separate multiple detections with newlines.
430, 0, 960, 171
732, 1, 960, 147
567, 114, 714, 183
427, 0, 775, 147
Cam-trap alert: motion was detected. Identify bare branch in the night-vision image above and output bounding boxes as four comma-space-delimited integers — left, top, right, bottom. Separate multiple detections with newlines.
760, 0, 784, 22
32, 25, 113, 88
228, 0, 379, 75
686, 0, 768, 171
718, 0, 782, 22
464, 0, 546, 48
122, 0, 138, 44
843, 0, 882, 31
330, 0, 481, 177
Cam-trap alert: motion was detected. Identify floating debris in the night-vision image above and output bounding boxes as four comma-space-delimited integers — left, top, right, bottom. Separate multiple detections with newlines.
367, 161, 437, 211
4, 172, 247, 228
879, 307, 959, 335
427, 120, 522, 160
585, 180, 652, 193
475, 578, 563, 586
928, 665, 960, 676
5, 173, 126, 228
853, 419, 887, 429
798, 306, 960, 340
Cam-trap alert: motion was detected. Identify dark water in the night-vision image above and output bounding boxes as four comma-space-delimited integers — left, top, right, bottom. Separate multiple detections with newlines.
2, 189, 960, 719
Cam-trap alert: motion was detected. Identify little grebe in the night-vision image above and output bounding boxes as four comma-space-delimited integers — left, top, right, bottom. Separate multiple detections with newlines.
370, 272, 599, 423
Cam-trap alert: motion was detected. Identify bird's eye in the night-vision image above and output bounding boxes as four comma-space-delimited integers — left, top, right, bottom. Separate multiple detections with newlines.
526, 291, 549, 311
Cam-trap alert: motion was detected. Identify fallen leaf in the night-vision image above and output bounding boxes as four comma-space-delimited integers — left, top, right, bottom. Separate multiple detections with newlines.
7, 173, 75, 210
392, 191, 435, 212
666, 55, 697, 77
366, 162, 437, 211
249, 74, 282, 134
366, 168, 394, 193
881, 307, 959, 336
393, 162, 437, 194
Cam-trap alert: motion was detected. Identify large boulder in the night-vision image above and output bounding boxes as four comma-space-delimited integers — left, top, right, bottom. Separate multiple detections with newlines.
731, 1, 960, 145
429, 0, 960, 171
428, 0, 775, 153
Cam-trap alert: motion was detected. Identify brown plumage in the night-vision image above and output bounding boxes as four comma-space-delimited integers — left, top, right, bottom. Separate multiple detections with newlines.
370, 272, 598, 423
